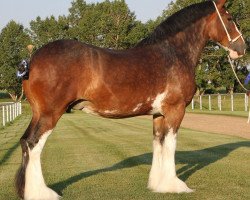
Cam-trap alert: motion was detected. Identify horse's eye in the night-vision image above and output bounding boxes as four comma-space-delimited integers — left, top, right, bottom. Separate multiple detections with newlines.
227, 17, 233, 21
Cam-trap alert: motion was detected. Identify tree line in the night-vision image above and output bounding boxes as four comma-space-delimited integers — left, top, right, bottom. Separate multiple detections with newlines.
0, 0, 249, 100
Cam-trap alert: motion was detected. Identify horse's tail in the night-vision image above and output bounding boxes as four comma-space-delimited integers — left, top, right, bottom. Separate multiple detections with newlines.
15, 59, 31, 198
17, 59, 30, 80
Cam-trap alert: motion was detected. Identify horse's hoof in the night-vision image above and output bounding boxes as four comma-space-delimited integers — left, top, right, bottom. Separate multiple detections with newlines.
149, 176, 194, 193
24, 186, 60, 200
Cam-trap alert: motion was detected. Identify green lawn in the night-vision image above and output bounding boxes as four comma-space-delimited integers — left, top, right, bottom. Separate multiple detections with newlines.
186, 109, 249, 118
0, 111, 249, 200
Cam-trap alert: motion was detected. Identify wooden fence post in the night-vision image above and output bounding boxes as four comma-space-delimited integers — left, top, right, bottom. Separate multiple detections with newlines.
12, 104, 14, 121
12, 103, 14, 119
14, 104, 16, 119
218, 94, 222, 111
9, 105, 13, 122
2, 106, 6, 126
14, 103, 16, 119
6, 105, 9, 123
16, 103, 18, 117
19, 102, 21, 115
13, 103, 15, 119
16, 103, 17, 117
20, 102, 22, 115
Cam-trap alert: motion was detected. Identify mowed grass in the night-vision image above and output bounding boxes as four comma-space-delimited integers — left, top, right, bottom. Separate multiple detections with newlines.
186, 109, 249, 118
0, 111, 249, 200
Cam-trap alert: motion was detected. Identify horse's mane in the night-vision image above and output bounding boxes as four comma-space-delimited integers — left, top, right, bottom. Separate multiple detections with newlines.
136, 1, 215, 47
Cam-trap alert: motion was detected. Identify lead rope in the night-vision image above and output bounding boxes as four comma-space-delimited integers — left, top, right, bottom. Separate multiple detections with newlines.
227, 56, 250, 123
212, 0, 249, 123
227, 56, 248, 92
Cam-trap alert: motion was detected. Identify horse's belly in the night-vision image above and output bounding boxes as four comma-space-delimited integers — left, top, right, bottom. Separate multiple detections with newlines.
79, 99, 152, 118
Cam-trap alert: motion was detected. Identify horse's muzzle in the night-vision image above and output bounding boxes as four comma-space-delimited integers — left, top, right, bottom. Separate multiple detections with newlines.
229, 42, 247, 59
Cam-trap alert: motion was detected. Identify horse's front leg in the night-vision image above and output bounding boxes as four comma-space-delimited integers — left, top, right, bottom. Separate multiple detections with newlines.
148, 106, 193, 193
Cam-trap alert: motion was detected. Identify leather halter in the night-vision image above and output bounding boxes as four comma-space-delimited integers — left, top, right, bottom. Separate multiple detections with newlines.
212, 1, 242, 44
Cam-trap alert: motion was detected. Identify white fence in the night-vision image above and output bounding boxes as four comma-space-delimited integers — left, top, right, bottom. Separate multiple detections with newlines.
190, 93, 249, 111
0, 102, 22, 127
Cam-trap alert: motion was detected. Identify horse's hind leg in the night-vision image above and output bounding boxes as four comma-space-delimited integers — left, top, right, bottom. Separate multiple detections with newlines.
15, 113, 61, 200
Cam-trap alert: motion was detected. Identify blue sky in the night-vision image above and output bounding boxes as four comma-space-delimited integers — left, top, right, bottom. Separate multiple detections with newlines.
0, 0, 172, 30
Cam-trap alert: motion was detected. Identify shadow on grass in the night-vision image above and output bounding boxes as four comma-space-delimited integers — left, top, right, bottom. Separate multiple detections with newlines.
0, 141, 19, 166
51, 141, 250, 194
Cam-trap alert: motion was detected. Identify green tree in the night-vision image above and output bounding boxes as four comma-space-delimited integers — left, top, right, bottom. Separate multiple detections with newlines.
29, 15, 69, 49
162, 0, 202, 18
0, 21, 31, 100
68, 0, 147, 49
227, 0, 250, 41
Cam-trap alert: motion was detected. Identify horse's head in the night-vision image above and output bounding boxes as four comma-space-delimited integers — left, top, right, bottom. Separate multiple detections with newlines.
207, 0, 246, 59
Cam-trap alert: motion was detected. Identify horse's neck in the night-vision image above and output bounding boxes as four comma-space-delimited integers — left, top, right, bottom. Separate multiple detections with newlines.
166, 19, 208, 68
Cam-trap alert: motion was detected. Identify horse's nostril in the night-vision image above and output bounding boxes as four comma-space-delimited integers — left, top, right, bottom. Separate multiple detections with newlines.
229, 42, 246, 56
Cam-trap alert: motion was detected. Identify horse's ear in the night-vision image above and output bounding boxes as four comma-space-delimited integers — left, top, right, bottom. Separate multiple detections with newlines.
215, 0, 226, 9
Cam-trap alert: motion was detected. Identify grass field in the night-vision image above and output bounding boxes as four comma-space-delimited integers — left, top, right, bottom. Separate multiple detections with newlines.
186, 109, 249, 118
0, 110, 249, 200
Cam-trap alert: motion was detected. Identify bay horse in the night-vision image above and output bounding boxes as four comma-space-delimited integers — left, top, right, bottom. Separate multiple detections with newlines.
16, 0, 246, 199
